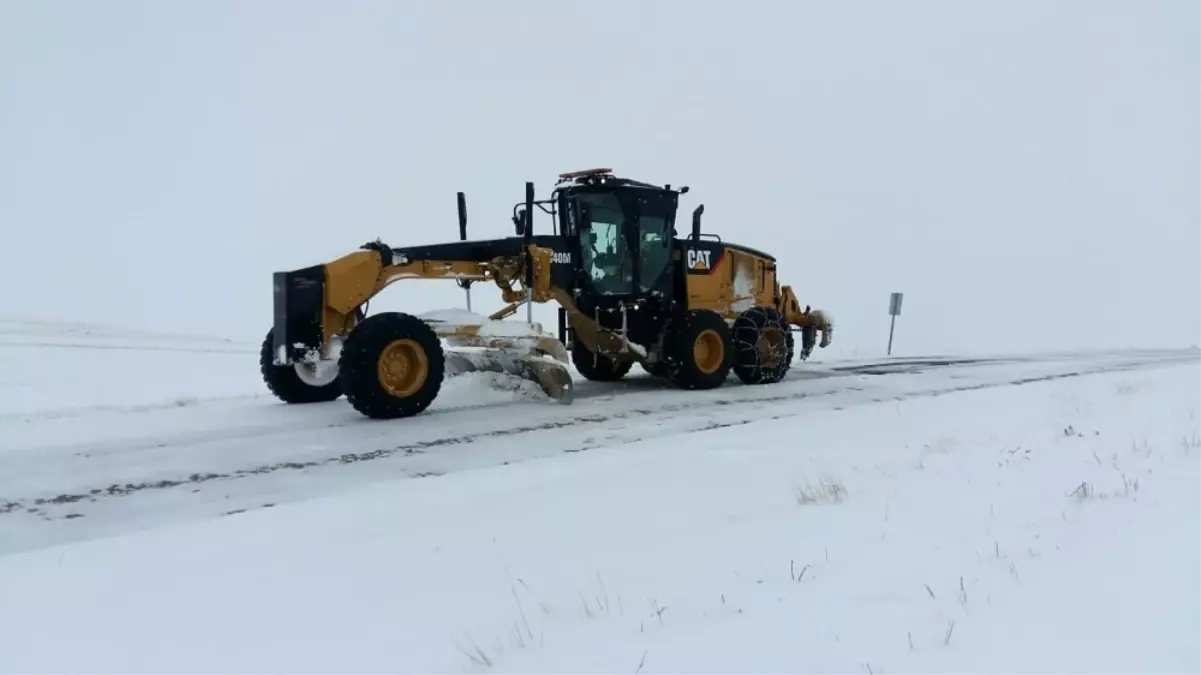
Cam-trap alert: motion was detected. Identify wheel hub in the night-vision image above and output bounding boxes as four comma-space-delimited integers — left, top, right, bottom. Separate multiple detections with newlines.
376, 338, 429, 397
757, 327, 786, 369
693, 329, 725, 374
293, 336, 342, 387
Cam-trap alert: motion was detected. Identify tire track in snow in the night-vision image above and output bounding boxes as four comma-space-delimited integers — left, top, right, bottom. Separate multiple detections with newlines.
0, 340, 254, 354
3, 355, 1193, 519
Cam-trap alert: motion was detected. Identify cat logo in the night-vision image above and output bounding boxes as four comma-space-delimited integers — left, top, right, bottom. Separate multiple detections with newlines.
686, 248, 713, 270
551, 251, 572, 264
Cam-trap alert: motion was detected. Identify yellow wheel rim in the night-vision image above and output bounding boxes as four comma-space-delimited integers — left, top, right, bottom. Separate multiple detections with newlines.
376, 339, 428, 397
758, 327, 786, 368
693, 329, 725, 375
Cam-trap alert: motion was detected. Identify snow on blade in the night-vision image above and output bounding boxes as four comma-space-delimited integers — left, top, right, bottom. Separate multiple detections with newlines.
624, 339, 647, 358
477, 321, 553, 338
437, 370, 551, 404
418, 307, 493, 326
419, 308, 552, 338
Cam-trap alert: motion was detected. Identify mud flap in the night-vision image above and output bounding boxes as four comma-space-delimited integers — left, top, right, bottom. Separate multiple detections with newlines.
444, 348, 574, 404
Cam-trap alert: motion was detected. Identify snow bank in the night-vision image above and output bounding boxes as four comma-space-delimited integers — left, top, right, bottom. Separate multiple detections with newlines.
0, 317, 245, 349
0, 320, 260, 418
0, 363, 1196, 673
0, 317, 558, 421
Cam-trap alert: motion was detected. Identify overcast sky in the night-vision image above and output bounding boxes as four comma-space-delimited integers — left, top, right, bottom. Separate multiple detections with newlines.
2, 0, 1197, 358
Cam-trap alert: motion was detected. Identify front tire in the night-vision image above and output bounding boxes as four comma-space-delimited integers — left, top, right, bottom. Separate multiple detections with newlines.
571, 331, 632, 381
337, 312, 445, 419
665, 309, 733, 390
259, 329, 343, 404
731, 306, 794, 385
640, 361, 668, 378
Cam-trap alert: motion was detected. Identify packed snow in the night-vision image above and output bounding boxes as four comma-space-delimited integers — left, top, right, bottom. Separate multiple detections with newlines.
420, 308, 554, 338
0, 319, 1197, 673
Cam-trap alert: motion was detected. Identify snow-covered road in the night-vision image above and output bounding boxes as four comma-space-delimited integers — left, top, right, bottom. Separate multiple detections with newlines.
0, 320, 1197, 673
1, 319, 1195, 558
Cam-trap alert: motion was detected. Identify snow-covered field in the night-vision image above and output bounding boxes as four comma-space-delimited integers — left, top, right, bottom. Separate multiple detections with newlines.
0, 319, 1198, 673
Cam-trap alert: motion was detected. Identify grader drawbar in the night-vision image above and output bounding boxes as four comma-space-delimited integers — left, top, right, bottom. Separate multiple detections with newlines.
261, 169, 833, 419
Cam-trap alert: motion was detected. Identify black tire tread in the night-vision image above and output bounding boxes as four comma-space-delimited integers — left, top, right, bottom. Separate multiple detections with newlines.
259, 330, 343, 404
640, 361, 668, 378
337, 312, 445, 419
664, 309, 733, 390
731, 306, 795, 385
571, 331, 632, 381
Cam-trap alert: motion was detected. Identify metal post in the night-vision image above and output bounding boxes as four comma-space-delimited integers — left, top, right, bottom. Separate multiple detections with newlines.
524, 181, 534, 326
887, 292, 903, 356
887, 314, 897, 356
457, 191, 472, 313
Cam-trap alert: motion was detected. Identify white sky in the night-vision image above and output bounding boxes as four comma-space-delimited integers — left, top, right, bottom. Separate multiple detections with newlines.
2, 0, 1197, 357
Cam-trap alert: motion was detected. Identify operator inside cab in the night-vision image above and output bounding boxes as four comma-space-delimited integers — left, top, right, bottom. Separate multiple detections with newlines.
585, 225, 632, 294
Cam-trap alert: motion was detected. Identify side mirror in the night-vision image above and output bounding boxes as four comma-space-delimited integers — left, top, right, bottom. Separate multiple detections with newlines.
557, 192, 571, 236
513, 208, 526, 236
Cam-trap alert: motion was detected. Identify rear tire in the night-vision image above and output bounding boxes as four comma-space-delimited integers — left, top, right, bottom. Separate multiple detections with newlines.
337, 312, 445, 419
665, 309, 733, 390
571, 331, 632, 381
259, 329, 343, 404
732, 306, 794, 385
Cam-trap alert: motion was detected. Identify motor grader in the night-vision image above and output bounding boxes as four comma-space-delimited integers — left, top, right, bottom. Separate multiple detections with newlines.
261, 168, 833, 419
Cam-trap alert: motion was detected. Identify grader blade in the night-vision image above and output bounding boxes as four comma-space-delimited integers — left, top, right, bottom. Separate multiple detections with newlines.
420, 310, 575, 404
444, 348, 574, 403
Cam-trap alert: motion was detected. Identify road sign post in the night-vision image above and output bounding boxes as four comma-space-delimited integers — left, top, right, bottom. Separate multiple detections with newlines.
888, 292, 903, 356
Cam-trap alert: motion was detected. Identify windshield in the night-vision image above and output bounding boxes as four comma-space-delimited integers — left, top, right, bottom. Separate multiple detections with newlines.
578, 194, 633, 295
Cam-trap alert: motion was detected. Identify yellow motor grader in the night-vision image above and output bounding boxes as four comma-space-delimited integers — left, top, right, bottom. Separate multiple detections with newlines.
261, 169, 833, 419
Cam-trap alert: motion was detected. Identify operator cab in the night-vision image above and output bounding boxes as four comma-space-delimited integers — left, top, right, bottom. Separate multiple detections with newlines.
548, 168, 690, 348
554, 168, 686, 302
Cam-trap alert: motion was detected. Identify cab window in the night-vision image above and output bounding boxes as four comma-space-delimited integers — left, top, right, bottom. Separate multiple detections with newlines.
638, 215, 672, 291
577, 194, 633, 295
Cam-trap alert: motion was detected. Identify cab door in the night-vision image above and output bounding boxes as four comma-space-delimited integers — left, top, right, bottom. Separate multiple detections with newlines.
576, 192, 635, 298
